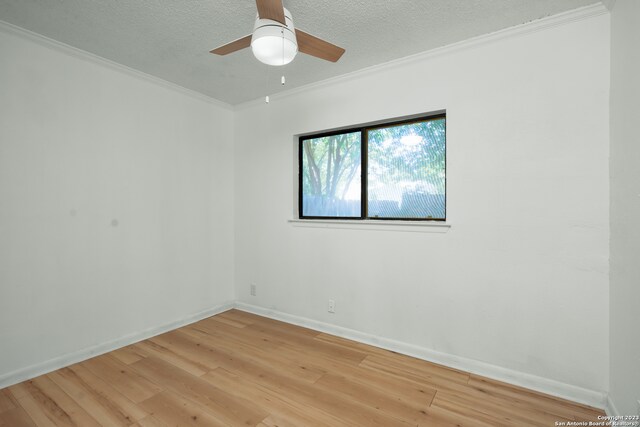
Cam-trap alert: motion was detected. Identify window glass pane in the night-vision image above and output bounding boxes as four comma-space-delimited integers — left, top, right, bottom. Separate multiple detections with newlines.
301, 132, 361, 217
367, 118, 446, 219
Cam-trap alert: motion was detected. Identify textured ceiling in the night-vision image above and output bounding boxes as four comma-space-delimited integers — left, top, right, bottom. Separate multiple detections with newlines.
0, 0, 601, 105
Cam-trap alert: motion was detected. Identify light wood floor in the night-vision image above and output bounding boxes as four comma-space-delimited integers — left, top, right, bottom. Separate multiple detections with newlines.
0, 309, 604, 426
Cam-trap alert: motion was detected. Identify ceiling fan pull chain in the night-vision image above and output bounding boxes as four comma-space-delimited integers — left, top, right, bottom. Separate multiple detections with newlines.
265, 62, 271, 104
281, 27, 285, 66
280, 27, 286, 86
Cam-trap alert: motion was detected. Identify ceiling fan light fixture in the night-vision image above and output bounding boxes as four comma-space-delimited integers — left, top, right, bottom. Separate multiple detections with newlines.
250, 8, 298, 66
210, 2, 345, 65
251, 28, 297, 65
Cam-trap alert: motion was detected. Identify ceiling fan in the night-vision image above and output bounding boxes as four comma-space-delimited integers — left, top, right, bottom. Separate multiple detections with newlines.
210, 0, 345, 66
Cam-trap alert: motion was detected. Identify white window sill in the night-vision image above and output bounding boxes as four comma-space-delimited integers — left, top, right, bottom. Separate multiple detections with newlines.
288, 219, 451, 233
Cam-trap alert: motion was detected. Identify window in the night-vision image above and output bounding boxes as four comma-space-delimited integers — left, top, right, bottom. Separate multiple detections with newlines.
299, 113, 446, 221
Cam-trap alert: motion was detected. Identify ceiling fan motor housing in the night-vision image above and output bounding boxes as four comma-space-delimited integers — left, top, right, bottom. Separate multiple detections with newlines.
251, 7, 298, 66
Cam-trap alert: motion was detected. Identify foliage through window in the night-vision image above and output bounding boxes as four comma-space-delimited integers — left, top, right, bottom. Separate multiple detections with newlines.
299, 114, 446, 220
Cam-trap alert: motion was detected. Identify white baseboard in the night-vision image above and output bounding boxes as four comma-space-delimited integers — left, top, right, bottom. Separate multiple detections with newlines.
235, 302, 608, 410
0, 299, 608, 412
0, 300, 234, 390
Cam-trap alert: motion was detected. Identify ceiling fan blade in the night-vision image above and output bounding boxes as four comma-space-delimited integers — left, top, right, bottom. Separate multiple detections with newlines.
256, 0, 286, 25
210, 35, 253, 55
295, 29, 345, 62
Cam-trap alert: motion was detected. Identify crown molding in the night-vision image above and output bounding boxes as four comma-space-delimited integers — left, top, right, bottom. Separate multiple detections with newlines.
235, 3, 609, 111
0, 20, 233, 111
0, 1, 609, 111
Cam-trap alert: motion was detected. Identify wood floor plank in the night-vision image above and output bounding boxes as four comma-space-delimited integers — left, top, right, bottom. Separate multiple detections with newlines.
438, 376, 590, 426
0, 309, 606, 427
188, 316, 281, 352
12, 376, 100, 427
14, 394, 58, 427
314, 332, 399, 357
257, 413, 334, 427
131, 339, 209, 377
314, 372, 434, 425
158, 327, 326, 387
203, 368, 345, 427
467, 374, 604, 421
359, 355, 474, 392
269, 341, 438, 407
0, 389, 18, 414
48, 366, 141, 426
131, 415, 168, 427
66, 363, 149, 422
6, 384, 30, 400
432, 392, 525, 426
131, 355, 268, 426
362, 353, 470, 385
246, 321, 369, 364
270, 381, 413, 427
359, 354, 560, 417
204, 355, 413, 426
139, 390, 226, 427
242, 315, 322, 341
290, 341, 459, 398
183, 329, 407, 427
423, 405, 498, 427
223, 310, 312, 333
110, 344, 148, 365
214, 309, 256, 327
148, 330, 220, 371
81, 354, 163, 403
433, 389, 564, 427
208, 317, 247, 328
0, 406, 36, 427
181, 325, 325, 383
351, 365, 438, 405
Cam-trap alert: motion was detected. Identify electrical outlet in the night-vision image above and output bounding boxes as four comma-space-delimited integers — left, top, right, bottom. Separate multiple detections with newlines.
250, 283, 256, 296
327, 299, 336, 313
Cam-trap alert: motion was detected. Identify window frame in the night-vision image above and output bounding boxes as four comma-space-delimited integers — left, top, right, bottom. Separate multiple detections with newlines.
298, 112, 446, 222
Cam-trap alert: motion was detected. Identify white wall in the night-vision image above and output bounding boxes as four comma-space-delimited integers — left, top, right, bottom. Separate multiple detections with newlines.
609, 0, 640, 416
234, 11, 610, 395
0, 26, 235, 383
